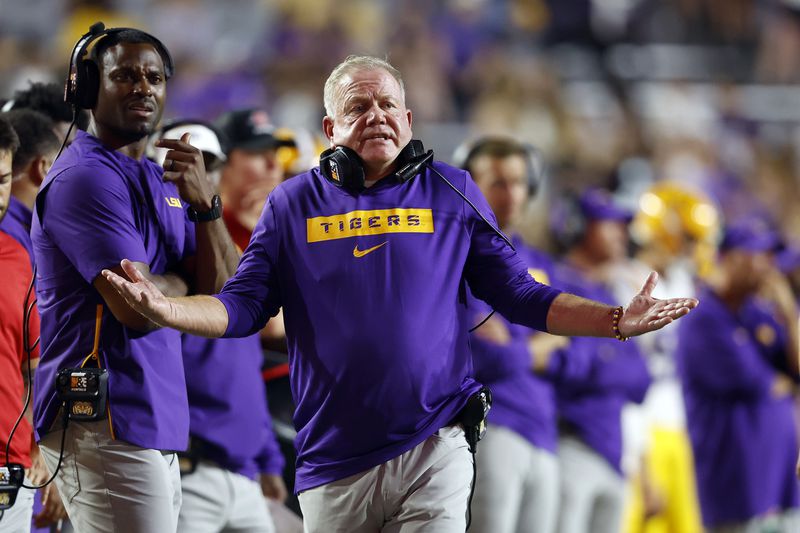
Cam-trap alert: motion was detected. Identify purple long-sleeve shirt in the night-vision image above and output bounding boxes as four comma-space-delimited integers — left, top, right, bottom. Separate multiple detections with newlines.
546, 262, 651, 473
214, 162, 562, 492
676, 286, 799, 527
468, 236, 559, 453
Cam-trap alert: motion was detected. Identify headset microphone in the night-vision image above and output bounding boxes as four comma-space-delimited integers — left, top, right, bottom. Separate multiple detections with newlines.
396, 149, 433, 183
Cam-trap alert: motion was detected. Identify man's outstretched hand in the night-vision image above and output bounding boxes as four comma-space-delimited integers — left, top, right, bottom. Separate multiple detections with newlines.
618, 272, 699, 338
102, 259, 174, 327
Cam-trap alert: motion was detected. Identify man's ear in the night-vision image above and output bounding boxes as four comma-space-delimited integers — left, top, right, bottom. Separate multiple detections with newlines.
30, 155, 50, 187
322, 116, 335, 147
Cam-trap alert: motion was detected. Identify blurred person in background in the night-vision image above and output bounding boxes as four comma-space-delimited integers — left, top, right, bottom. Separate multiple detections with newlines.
150, 120, 301, 533
214, 108, 293, 355
2, 82, 90, 144
613, 182, 719, 533
215, 108, 295, 252
101, 55, 698, 533
457, 136, 566, 533
548, 189, 652, 533
0, 110, 60, 263
0, 109, 70, 533
676, 220, 800, 533
32, 26, 240, 533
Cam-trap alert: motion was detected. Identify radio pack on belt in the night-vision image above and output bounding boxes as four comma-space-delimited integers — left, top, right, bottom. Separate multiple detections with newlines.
0, 464, 24, 511
453, 386, 492, 454
56, 367, 109, 421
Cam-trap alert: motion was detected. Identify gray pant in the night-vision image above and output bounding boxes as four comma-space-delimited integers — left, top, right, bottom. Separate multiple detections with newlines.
298, 426, 472, 533
39, 419, 182, 533
556, 435, 625, 533
0, 483, 33, 533
178, 461, 275, 533
470, 425, 560, 533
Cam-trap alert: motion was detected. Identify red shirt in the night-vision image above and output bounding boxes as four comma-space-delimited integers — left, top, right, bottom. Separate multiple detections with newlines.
0, 230, 39, 467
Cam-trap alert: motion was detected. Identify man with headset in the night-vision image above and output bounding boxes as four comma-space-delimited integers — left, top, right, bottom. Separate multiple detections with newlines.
456, 137, 567, 533
103, 55, 697, 533
30, 26, 238, 532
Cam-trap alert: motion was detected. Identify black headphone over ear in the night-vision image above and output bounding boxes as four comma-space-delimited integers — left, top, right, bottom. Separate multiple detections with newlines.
453, 136, 545, 198
64, 22, 174, 110
319, 139, 434, 191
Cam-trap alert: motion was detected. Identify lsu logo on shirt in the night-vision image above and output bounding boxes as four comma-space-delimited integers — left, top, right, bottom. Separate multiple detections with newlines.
164, 197, 182, 208
307, 208, 434, 243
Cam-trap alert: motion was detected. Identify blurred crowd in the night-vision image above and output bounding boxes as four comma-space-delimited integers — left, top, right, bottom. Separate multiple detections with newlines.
3, 0, 800, 532
4, 0, 800, 245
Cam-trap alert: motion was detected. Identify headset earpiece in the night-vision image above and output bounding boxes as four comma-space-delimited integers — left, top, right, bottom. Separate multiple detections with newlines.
320, 145, 366, 190
319, 140, 432, 191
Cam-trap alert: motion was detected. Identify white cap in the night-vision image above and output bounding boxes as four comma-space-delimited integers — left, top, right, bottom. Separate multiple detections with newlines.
150, 123, 226, 166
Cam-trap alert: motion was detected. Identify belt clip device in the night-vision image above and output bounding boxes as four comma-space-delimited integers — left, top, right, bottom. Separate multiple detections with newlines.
56, 367, 109, 421
0, 463, 24, 510
457, 386, 492, 454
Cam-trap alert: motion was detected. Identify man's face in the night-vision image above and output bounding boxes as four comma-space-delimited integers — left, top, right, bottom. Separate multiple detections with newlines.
323, 68, 412, 176
221, 147, 284, 218
93, 42, 166, 142
0, 150, 12, 222
471, 153, 528, 229
583, 219, 629, 262
725, 249, 773, 294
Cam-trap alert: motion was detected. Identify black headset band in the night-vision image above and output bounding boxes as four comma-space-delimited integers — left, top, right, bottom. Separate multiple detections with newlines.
65, 22, 174, 109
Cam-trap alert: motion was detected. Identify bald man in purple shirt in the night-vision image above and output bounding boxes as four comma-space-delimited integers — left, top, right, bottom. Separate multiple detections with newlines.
103, 55, 697, 533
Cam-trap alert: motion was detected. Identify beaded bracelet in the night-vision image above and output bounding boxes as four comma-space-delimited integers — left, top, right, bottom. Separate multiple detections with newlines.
611, 306, 629, 342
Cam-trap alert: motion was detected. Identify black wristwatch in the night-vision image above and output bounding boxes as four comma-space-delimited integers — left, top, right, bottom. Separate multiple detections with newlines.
187, 194, 222, 222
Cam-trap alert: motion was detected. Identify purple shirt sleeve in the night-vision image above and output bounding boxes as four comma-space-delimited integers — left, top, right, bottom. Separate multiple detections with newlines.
42, 165, 148, 283
215, 196, 282, 338
460, 174, 562, 332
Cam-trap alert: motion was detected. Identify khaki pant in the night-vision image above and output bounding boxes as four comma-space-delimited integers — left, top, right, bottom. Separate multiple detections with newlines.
178, 461, 275, 533
470, 425, 560, 533
557, 435, 625, 533
39, 419, 181, 533
298, 426, 472, 533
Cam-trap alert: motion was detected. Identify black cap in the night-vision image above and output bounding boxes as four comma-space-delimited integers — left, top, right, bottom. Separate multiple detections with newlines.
214, 108, 295, 154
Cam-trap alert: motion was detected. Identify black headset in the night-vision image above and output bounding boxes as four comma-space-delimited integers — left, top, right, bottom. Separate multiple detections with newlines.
453, 136, 545, 198
64, 22, 174, 110
319, 139, 434, 191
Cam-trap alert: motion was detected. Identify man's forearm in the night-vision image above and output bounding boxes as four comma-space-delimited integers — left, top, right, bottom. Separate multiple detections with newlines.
545, 292, 616, 338
192, 218, 241, 294
163, 294, 230, 337
149, 271, 190, 298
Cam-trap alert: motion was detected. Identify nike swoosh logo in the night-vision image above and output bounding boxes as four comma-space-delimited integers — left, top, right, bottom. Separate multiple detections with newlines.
353, 242, 387, 258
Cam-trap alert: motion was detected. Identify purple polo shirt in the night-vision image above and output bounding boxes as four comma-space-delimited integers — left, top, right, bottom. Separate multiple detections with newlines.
546, 262, 651, 473
0, 196, 34, 267
468, 235, 558, 453
214, 162, 562, 492
676, 286, 799, 527
31, 131, 195, 451
181, 333, 285, 479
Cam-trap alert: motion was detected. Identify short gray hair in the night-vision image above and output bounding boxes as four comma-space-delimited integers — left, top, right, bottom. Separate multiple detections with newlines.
323, 55, 405, 117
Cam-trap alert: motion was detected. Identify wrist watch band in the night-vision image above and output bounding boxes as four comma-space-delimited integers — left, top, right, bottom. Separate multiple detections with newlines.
187, 194, 222, 222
